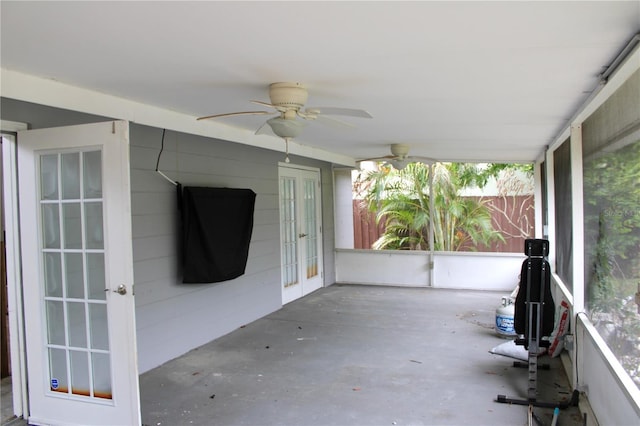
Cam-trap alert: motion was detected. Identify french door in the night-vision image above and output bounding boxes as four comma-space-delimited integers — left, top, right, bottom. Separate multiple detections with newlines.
18, 121, 140, 425
279, 165, 324, 304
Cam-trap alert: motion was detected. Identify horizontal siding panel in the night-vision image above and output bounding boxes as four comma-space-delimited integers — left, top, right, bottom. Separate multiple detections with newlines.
177, 152, 277, 179
252, 207, 279, 227
152, 132, 277, 161
130, 145, 178, 172
133, 257, 178, 287
251, 222, 281, 242
132, 235, 178, 262
136, 268, 281, 330
245, 241, 280, 265
134, 263, 280, 310
131, 213, 177, 238
130, 167, 180, 193
163, 172, 276, 194
244, 254, 281, 277
135, 272, 280, 373
131, 192, 177, 215
255, 195, 278, 212
127, 124, 335, 373
255, 196, 279, 213
130, 125, 176, 150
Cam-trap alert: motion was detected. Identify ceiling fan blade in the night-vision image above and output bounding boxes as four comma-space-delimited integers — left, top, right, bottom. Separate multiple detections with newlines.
197, 111, 272, 120
306, 107, 372, 118
250, 100, 276, 108
255, 121, 272, 135
408, 156, 437, 164
313, 114, 356, 129
250, 100, 289, 113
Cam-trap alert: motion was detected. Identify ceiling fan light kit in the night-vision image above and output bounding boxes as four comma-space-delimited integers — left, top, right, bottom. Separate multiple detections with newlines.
265, 117, 306, 138
392, 159, 409, 170
197, 81, 372, 141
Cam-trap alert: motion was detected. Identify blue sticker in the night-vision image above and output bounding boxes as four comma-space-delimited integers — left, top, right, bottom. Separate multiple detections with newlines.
51, 378, 59, 390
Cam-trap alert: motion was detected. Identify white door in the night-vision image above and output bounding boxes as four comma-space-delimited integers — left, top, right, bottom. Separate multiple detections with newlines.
18, 121, 140, 426
279, 166, 324, 304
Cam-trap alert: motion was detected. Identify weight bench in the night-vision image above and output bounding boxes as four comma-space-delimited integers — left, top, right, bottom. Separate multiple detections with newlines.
496, 238, 579, 409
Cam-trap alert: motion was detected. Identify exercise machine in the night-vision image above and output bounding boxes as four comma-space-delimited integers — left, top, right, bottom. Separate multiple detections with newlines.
496, 239, 579, 411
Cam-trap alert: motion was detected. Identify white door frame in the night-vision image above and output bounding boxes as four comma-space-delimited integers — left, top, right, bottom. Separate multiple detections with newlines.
1, 127, 29, 420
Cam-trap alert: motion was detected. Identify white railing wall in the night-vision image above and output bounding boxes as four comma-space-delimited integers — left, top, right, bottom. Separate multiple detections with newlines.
432, 251, 522, 291
335, 249, 523, 292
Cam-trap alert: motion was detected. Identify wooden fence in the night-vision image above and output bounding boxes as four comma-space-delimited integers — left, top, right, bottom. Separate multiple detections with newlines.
353, 195, 534, 253
352, 199, 386, 250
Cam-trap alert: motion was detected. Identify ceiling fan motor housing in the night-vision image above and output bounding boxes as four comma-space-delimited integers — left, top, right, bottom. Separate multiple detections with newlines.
269, 82, 309, 110
390, 143, 410, 159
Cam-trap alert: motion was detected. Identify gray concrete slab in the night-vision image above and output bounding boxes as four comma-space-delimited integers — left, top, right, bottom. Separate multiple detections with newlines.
139, 284, 584, 426
1, 377, 16, 425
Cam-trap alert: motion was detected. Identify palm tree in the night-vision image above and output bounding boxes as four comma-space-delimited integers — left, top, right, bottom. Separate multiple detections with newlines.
360, 162, 504, 251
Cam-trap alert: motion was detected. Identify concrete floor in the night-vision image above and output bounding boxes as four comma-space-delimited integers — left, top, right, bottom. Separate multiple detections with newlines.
138, 284, 584, 426
1, 377, 15, 425
1, 284, 585, 426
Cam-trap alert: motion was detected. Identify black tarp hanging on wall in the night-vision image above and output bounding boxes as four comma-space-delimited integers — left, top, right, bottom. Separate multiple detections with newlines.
180, 186, 256, 283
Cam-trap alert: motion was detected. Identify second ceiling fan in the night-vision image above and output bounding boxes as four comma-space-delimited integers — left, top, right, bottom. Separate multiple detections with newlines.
360, 143, 436, 169
197, 82, 372, 139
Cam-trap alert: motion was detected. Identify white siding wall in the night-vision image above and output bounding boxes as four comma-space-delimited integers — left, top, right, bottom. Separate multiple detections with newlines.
129, 125, 336, 373
0, 95, 337, 375
333, 168, 355, 249
320, 164, 337, 285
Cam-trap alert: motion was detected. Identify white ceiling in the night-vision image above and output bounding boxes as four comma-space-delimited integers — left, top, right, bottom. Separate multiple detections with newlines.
1, 1, 639, 164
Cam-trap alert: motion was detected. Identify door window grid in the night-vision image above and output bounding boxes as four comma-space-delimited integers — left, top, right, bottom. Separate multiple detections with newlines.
39, 150, 112, 400
280, 177, 298, 287
304, 179, 318, 278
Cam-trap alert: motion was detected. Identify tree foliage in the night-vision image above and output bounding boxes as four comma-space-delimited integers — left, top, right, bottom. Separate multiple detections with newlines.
583, 139, 640, 386
358, 162, 510, 251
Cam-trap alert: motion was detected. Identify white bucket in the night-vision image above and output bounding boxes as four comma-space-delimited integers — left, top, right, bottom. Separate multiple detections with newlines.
495, 296, 516, 337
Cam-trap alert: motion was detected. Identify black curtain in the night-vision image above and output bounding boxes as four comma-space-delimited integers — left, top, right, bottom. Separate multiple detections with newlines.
180, 186, 256, 283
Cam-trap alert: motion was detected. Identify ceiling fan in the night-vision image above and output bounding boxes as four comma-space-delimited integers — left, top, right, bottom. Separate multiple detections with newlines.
359, 143, 436, 170
197, 82, 373, 139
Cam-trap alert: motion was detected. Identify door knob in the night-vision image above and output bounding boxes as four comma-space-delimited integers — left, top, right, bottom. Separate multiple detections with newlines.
114, 284, 127, 295
299, 233, 308, 238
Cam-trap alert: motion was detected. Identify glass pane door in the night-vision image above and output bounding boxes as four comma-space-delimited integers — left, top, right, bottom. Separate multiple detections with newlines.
280, 176, 299, 288
303, 178, 318, 279
18, 121, 140, 426
279, 166, 323, 304
40, 150, 112, 400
